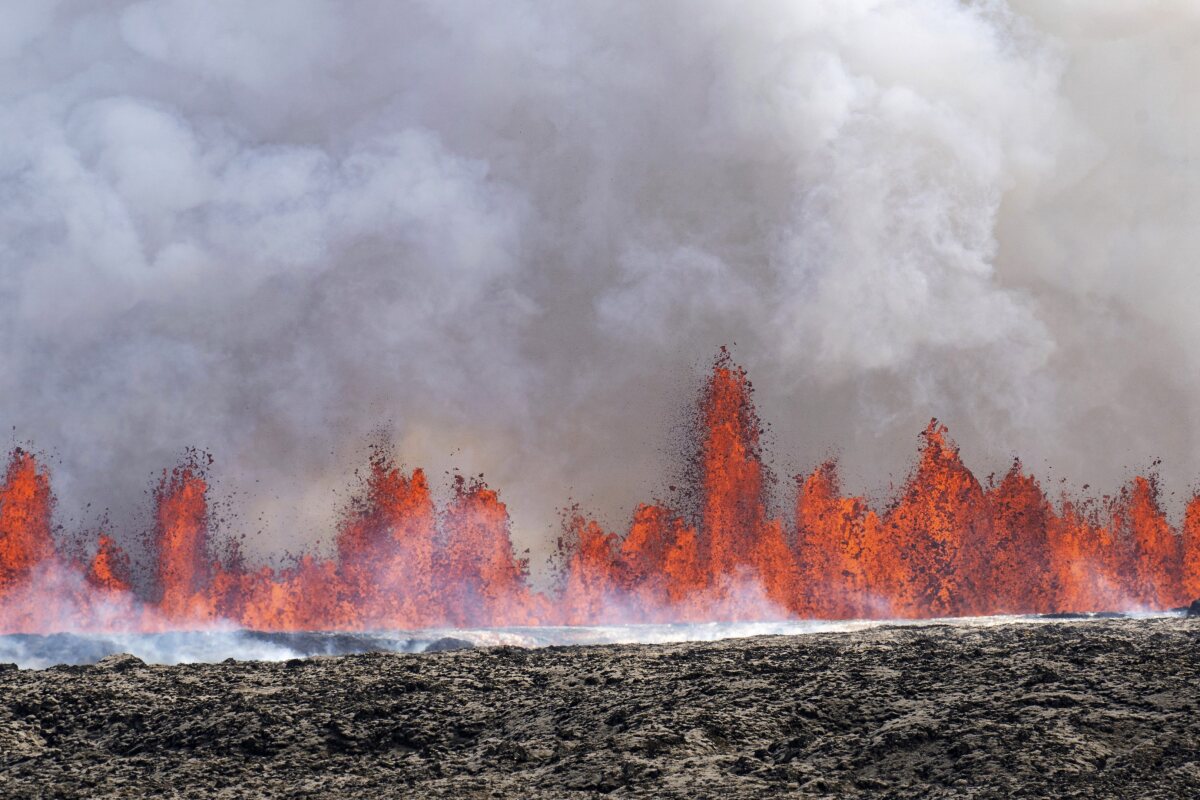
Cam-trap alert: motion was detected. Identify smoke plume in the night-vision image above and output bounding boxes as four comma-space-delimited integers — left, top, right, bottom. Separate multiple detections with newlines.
2, 1, 1198, 569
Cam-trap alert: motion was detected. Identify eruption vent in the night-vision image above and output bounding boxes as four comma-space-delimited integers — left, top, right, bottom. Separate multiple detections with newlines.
1, 352, 1198, 634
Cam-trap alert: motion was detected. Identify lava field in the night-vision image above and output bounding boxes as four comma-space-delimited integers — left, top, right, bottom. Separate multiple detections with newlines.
2, 617, 1198, 798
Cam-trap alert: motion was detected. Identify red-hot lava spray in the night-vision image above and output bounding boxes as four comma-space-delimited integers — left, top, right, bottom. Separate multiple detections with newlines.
1, 351, 1198, 634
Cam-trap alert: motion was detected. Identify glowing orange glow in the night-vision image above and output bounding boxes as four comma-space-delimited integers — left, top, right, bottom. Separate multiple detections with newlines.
1112, 476, 1183, 608
1183, 496, 1200, 601
982, 463, 1054, 613
0, 352, 1196, 633
620, 504, 705, 613
794, 463, 880, 619
85, 535, 132, 594
334, 457, 439, 627
437, 476, 541, 626
0, 450, 55, 596
883, 422, 993, 617
558, 513, 622, 624
154, 463, 216, 622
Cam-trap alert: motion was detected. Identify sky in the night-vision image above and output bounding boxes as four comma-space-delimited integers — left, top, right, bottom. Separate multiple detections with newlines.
2, 1, 1199, 570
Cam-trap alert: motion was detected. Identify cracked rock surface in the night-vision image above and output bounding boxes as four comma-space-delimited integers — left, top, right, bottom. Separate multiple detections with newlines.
2, 618, 1198, 798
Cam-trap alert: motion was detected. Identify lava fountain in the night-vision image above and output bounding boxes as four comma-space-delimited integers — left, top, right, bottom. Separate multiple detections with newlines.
1, 351, 1198, 635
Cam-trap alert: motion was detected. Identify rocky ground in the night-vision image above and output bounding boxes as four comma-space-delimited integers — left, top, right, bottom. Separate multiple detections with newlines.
2, 618, 1199, 798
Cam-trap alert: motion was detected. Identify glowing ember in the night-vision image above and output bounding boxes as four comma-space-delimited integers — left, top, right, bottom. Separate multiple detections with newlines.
0, 352, 1197, 634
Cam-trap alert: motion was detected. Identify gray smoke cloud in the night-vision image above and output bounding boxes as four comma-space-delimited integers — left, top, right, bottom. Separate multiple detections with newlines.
2, 1, 1198, 572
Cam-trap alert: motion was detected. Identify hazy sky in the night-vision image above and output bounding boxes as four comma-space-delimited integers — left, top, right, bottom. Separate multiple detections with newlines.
2, 1, 1199, 569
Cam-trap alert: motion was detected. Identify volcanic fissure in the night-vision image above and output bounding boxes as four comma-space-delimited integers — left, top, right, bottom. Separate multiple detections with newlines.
2, 351, 1198, 634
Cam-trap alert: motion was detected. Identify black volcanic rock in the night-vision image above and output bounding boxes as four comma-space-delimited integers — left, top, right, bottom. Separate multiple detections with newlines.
1188, 598, 1200, 618
93, 653, 144, 672
2, 619, 1199, 798
424, 636, 473, 653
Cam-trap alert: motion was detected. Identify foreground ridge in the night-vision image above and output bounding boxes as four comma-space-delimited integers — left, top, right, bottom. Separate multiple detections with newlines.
2, 352, 1199, 633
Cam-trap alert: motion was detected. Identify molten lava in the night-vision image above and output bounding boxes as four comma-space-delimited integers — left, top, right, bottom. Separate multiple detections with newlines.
0, 450, 55, 594
155, 462, 215, 622
1, 352, 1197, 634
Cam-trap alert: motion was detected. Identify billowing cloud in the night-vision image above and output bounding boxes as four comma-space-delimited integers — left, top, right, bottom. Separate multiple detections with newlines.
1, 1, 1197, 568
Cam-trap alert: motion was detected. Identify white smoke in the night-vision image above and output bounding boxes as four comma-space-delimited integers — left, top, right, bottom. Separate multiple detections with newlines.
1, 613, 1176, 670
1, 1, 1197, 570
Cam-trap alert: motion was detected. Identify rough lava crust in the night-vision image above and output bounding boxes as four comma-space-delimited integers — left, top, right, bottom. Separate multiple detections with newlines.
2, 617, 1199, 798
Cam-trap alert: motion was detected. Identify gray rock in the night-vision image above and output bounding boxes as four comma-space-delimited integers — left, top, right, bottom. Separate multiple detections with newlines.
424, 636, 474, 653
93, 653, 145, 672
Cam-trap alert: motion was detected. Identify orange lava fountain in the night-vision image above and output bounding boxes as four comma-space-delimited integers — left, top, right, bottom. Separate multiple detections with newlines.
0, 451, 55, 595
1, 352, 1197, 634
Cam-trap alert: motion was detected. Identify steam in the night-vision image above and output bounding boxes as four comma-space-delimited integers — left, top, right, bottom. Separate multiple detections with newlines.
2, 1, 1198, 569
1, 614, 1176, 670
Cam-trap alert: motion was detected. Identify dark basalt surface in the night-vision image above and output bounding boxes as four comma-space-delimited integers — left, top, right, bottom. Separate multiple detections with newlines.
2, 618, 1198, 798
